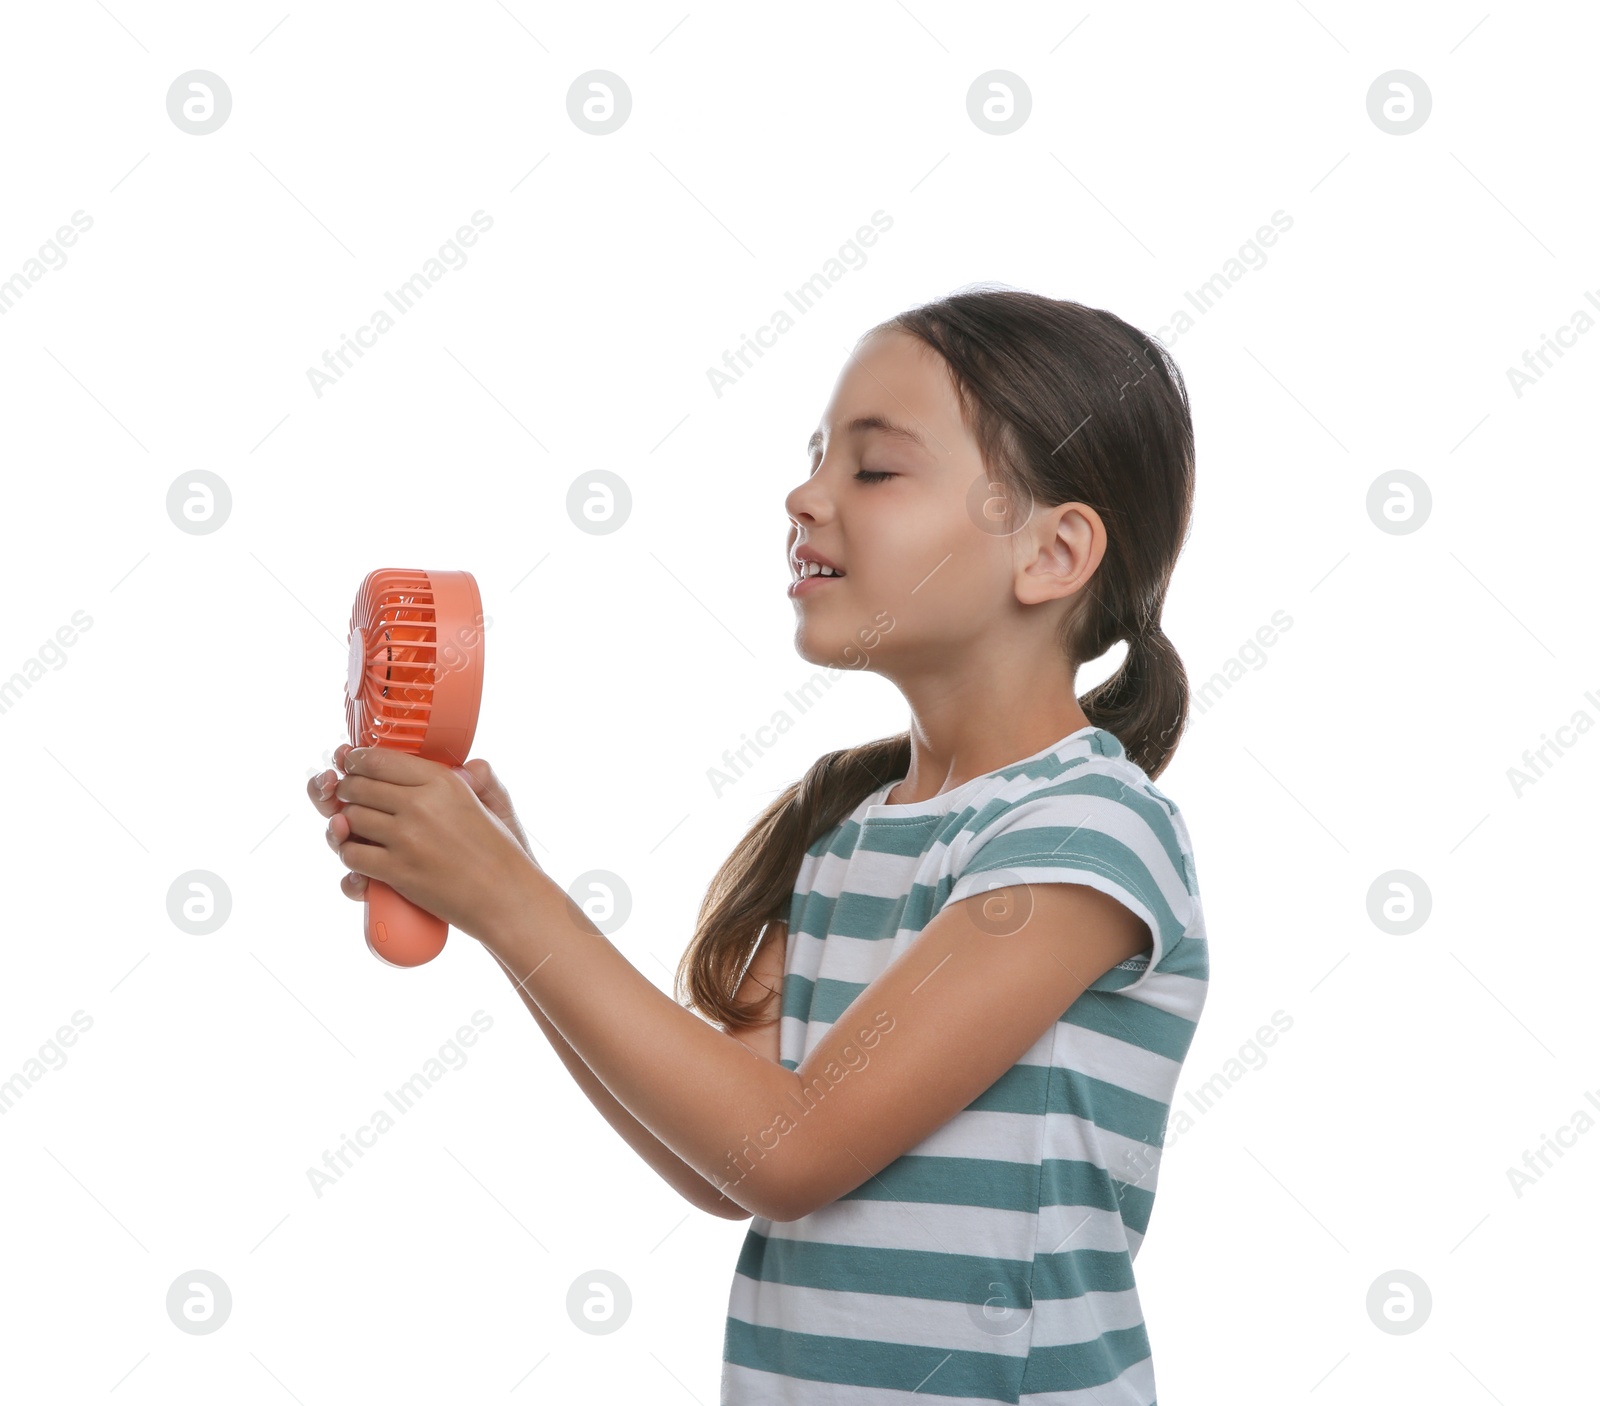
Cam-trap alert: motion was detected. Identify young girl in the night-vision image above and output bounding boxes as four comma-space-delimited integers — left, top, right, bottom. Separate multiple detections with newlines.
312, 286, 1206, 1405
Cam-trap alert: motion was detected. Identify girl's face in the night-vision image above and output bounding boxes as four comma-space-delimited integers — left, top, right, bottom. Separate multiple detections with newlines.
783, 328, 1031, 677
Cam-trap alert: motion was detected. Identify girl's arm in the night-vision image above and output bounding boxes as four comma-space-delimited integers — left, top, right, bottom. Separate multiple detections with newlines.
474, 857, 1148, 1224
482, 922, 784, 1221
310, 754, 781, 1219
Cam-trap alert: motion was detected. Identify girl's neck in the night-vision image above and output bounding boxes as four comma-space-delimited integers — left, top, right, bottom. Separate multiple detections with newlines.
885, 700, 1093, 806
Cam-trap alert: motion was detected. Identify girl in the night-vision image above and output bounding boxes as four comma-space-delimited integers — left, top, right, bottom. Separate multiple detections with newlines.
311, 286, 1207, 1405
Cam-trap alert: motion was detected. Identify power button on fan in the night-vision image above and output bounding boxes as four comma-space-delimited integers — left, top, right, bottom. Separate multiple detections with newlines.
346, 626, 365, 701
373, 920, 388, 945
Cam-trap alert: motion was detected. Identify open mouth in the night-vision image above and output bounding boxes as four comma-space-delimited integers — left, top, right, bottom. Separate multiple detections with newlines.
788, 563, 846, 597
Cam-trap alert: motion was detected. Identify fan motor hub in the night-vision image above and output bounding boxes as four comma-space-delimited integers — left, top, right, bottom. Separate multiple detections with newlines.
346, 626, 365, 701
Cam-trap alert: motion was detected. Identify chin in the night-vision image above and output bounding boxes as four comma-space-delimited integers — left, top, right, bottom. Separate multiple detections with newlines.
791, 624, 848, 669
791, 623, 833, 665
792, 624, 884, 675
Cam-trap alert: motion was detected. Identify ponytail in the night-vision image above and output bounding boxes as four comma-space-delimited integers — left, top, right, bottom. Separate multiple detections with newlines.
1079, 624, 1188, 780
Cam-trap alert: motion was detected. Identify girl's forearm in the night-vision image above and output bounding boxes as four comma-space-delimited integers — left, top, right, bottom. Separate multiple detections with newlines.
479, 867, 805, 1223
484, 945, 747, 1218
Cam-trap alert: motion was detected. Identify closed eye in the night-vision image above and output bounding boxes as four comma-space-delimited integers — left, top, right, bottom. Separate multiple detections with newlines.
854, 469, 894, 483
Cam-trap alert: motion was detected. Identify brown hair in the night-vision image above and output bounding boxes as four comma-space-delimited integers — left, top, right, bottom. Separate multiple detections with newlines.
675, 286, 1196, 1029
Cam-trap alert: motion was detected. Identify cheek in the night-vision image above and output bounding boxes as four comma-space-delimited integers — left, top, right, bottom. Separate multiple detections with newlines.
903, 519, 1008, 602
862, 535, 1008, 643
860, 506, 963, 588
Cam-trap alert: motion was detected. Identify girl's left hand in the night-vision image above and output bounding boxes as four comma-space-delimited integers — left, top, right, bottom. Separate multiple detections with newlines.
318, 743, 540, 943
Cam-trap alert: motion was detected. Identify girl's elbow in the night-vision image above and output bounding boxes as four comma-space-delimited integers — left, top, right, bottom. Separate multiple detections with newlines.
761, 1168, 823, 1223
734, 1187, 799, 1223
719, 1169, 808, 1223
699, 1175, 777, 1221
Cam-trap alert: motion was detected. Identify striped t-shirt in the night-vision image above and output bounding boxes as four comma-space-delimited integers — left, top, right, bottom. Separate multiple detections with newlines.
721, 724, 1208, 1405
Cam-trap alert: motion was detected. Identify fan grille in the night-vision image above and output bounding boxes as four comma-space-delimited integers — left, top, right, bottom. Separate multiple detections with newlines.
346, 569, 446, 753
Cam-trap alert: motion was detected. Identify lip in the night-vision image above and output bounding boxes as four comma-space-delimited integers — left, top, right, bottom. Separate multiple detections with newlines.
787, 571, 846, 599
788, 543, 847, 598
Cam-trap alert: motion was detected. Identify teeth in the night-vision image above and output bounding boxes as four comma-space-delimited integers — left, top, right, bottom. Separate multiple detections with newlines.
802, 561, 841, 577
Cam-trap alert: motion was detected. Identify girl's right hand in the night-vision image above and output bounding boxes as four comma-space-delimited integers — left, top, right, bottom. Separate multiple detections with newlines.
307, 745, 540, 902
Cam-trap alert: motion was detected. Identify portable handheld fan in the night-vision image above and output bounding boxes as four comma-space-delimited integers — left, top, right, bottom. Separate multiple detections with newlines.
344, 568, 486, 968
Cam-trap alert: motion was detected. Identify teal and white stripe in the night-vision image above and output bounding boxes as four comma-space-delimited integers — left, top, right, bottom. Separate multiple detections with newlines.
722, 726, 1208, 1404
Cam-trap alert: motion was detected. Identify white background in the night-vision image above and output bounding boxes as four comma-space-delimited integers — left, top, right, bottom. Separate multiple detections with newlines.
1, 1, 1595, 1401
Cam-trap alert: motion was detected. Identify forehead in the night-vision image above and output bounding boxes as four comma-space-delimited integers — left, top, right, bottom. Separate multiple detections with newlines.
806, 414, 927, 455
808, 329, 963, 457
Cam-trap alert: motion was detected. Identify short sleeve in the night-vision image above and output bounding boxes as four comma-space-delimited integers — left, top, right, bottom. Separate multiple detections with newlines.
942, 780, 1197, 994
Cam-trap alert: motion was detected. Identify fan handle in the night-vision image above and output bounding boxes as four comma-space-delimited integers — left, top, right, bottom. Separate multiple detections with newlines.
364, 879, 449, 967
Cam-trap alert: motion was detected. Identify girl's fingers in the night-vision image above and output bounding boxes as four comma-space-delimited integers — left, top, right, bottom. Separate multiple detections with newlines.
309, 771, 343, 818
315, 756, 364, 900
322, 748, 370, 902
331, 771, 401, 814
337, 802, 394, 844
326, 808, 390, 849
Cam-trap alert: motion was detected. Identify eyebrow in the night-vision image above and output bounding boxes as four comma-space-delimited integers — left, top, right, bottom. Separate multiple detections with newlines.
807, 416, 929, 455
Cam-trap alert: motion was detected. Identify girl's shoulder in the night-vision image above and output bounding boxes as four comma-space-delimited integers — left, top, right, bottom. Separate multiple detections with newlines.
951, 730, 1203, 929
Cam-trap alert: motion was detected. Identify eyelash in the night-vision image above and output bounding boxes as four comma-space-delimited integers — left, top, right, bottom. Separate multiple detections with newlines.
807, 456, 895, 484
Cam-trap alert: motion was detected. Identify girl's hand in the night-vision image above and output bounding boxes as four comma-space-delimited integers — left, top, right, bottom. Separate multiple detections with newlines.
307, 743, 545, 941
307, 745, 542, 904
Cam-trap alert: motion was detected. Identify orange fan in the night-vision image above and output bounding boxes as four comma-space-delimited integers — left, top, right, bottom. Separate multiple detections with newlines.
344, 568, 486, 967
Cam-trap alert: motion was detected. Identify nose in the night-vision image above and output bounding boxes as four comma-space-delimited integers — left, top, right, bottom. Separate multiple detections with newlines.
784, 459, 834, 529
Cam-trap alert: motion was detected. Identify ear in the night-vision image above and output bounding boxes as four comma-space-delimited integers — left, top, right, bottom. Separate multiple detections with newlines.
1015, 501, 1107, 607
